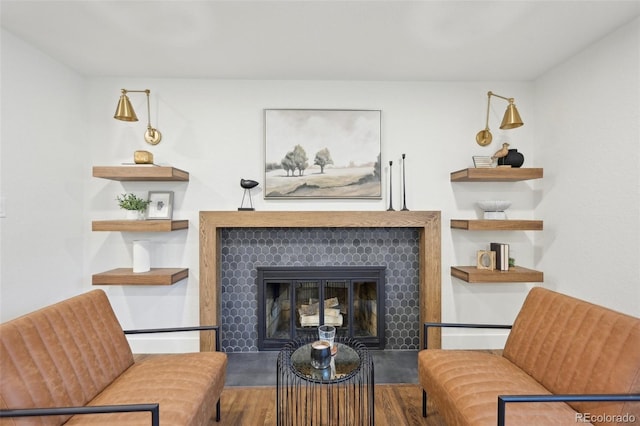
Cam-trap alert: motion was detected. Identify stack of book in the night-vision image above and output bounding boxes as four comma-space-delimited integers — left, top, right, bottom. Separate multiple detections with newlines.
473, 156, 493, 168
490, 242, 510, 271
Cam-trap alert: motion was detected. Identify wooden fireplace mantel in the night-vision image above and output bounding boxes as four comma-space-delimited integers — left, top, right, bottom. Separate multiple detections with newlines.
199, 210, 441, 351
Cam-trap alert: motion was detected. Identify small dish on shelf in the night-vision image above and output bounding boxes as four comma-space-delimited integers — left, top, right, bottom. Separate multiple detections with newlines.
477, 200, 511, 219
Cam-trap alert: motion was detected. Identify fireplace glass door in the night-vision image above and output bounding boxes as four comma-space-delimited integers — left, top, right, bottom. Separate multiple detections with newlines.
353, 280, 378, 339
264, 281, 292, 341
258, 267, 385, 350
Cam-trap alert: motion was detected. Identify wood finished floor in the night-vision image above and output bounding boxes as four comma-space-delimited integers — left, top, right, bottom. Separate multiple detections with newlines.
216, 384, 444, 426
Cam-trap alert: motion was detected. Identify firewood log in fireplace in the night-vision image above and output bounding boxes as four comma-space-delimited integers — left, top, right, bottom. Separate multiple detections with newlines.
298, 297, 343, 327
300, 313, 343, 327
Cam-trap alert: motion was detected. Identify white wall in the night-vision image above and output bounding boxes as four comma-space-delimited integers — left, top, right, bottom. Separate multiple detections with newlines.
0, 30, 87, 320
85, 79, 535, 351
2, 17, 637, 352
535, 18, 640, 317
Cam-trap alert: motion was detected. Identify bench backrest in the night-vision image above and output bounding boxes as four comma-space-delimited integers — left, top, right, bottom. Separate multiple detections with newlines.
503, 287, 640, 424
0, 290, 134, 426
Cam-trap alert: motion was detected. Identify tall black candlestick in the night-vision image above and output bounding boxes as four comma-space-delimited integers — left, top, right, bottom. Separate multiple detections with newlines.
387, 160, 395, 211
401, 153, 409, 211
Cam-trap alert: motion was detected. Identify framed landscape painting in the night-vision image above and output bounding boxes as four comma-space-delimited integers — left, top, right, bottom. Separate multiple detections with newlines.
264, 109, 382, 199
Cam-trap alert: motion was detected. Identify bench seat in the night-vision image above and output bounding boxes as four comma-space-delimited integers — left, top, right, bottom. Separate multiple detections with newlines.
419, 350, 582, 425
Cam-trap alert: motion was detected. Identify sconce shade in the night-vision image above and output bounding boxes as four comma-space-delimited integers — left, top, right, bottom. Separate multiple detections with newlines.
500, 103, 523, 129
114, 94, 138, 122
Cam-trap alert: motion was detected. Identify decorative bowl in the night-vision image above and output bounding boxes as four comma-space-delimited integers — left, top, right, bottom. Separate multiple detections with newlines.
477, 200, 511, 212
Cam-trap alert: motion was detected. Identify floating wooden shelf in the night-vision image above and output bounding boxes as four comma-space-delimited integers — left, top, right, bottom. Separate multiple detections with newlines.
92, 220, 188, 232
93, 166, 189, 181
450, 168, 543, 182
451, 266, 543, 283
451, 219, 543, 231
91, 166, 190, 287
92, 268, 189, 286
450, 167, 544, 284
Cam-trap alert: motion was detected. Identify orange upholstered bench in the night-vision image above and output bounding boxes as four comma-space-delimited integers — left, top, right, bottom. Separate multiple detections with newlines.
0, 289, 227, 425
418, 287, 640, 425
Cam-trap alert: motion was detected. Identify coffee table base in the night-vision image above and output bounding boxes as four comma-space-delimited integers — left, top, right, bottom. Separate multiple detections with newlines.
276, 337, 374, 425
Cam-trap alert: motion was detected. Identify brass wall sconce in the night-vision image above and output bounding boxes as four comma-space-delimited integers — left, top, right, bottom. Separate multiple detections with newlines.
476, 91, 523, 146
114, 89, 162, 145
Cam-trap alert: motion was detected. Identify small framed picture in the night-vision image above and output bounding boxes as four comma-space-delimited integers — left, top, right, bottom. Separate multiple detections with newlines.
147, 191, 174, 220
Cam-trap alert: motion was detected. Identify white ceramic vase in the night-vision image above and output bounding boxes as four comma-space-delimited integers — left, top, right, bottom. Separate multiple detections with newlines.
125, 209, 146, 220
132, 240, 151, 273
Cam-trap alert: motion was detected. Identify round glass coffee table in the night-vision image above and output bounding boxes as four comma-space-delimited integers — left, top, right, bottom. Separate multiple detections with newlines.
276, 337, 374, 425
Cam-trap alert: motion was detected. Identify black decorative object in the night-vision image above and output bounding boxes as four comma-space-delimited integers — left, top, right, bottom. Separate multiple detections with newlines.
497, 149, 525, 168
387, 161, 394, 211
239, 179, 259, 211
401, 153, 409, 211
310, 341, 332, 369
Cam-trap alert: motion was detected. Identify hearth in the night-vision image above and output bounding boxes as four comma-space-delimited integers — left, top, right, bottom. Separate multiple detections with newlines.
257, 266, 385, 350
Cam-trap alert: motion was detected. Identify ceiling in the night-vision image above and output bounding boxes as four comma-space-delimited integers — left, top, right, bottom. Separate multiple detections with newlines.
1, 0, 638, 81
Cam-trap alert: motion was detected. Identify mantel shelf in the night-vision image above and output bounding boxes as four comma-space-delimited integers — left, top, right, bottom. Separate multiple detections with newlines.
92, 220, 188, 232
451, 219, 543, 231
92, 268, 188, 286
93, 166, 189, 181
450, 168, 543, 182
199, 210, 439, 228
451, 266, 543, 283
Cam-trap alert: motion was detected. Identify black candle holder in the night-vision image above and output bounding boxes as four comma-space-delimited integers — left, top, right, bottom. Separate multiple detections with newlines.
401, 153, 409, 211
387, 161, 395, 211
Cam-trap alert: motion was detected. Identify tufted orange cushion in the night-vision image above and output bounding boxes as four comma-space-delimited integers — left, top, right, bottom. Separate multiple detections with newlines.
65, 353, 227, 426
418, 350, 582, 425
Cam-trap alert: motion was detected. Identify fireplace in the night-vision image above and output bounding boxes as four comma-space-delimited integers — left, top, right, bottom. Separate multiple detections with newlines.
257, 266, 386, 350
220, 227, 415, 352
199, 211, 442, 352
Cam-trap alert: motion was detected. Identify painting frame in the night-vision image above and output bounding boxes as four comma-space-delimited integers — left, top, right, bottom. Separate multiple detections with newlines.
147, 191, 174, 220
264, 109, 382, 199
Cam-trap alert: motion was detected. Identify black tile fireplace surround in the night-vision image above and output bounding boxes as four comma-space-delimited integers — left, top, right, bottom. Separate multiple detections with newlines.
220, 227, 420, 353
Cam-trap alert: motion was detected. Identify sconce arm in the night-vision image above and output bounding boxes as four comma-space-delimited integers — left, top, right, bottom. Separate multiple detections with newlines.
121, 89, 150, 95
488, 91, 514, 103
484, 91, 515, 130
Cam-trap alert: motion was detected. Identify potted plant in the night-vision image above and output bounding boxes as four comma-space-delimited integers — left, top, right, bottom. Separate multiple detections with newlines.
117, 193, 150, 220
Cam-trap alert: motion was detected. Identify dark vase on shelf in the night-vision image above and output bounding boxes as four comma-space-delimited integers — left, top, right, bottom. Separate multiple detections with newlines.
498, 149, 525, 168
